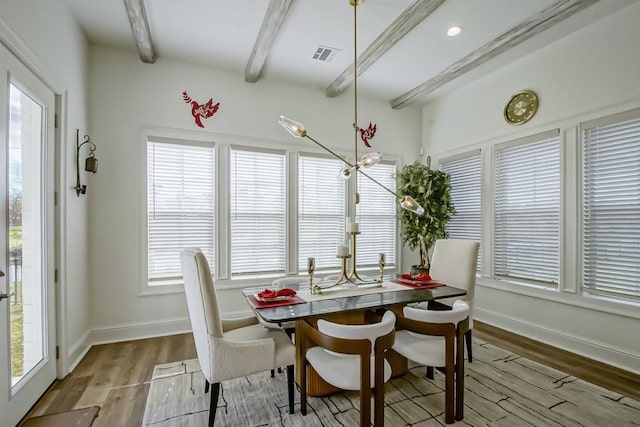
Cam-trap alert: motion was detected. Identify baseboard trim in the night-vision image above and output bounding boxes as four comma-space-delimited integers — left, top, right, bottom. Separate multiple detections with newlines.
87, 318, 192, 346
66, 331, 91, 376
476, 307, 640, 375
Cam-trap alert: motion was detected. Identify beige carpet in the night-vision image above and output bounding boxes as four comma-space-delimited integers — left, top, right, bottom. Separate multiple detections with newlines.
142, 340, 640, 426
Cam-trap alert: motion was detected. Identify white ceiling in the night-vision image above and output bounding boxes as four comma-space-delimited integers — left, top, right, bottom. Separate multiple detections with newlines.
58, 0, 636, 108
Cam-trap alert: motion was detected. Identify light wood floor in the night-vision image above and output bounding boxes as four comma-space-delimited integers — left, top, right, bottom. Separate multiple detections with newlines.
20, 321, 640, 426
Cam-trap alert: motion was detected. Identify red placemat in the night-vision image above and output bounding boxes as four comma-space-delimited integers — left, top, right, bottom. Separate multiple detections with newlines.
392, 278, 445, 289
246, 294, 307, 309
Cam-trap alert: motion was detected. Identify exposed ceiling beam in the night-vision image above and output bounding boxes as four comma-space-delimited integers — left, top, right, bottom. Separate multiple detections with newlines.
325, 0, 446, 98
245, 0, 294, 83
123, 0, 156, 63
391, 0, 599, 109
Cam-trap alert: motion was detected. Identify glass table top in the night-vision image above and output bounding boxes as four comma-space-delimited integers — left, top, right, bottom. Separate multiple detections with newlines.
242, 281, 467, 323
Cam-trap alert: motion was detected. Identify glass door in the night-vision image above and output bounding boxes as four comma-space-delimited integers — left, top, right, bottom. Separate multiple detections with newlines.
0, 42, 56, 426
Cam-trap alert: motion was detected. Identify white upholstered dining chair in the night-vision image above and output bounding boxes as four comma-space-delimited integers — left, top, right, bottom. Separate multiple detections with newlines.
422, 239, 479, 362
393, 300, 470, 424
297, 311, 396, 427
180, 248, 296, 427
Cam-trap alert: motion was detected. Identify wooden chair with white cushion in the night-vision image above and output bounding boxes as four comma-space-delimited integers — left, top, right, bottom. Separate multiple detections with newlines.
180, 248, 296, 427
297, 311, 396, 427
422, 239, 479, 362
393, 300, 470, 424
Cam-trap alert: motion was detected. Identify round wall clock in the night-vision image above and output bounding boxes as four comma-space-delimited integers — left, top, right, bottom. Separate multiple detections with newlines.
504, 90, 539, 125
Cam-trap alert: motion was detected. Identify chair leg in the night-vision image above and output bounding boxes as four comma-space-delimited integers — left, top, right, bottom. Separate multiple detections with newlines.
359, 388, 371, 427
271, 369, 275, 378
465, 329, 473, 363
204, 380, 210, 394
359, 358, 371, 427
374, 352, 386, 427
286, 364, 295, 414
301, 361, 308, 416
208, 382, 220, 427
456, 342, 466, 421
444, 365, 454, 424
426, 366, 434, 380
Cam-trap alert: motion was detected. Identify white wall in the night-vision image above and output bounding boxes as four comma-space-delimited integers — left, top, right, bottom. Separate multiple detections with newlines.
0, 1, 91, 374
422, 2, 640, 373
86, 45, 422, 343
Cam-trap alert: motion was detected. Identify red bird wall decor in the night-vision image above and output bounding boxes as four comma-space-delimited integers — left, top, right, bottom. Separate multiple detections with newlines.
182, 91, 220, 128
359, 122, 377, 147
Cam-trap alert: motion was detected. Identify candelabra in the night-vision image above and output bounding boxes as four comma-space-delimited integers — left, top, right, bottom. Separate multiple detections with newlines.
309, 222, 386, 295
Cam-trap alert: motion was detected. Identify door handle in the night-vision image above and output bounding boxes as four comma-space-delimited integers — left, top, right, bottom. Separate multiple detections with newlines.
0, 293, 9, 301
0, 270, 4, 277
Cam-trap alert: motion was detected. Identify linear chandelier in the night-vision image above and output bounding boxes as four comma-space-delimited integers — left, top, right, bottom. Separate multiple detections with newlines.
278, 0, 425, 292
278, 0, 424, 217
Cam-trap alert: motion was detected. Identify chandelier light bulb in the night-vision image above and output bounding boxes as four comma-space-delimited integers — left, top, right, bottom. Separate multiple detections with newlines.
359, 151, 382, 168
400, 195, 424, 215
338, 166, 353, 180
278, 116, 306, 138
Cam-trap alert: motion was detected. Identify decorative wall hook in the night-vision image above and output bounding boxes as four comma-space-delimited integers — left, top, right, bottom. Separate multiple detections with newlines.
74, 129, 98, 196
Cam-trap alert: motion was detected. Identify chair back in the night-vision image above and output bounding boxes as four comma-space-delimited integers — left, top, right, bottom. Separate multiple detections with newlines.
403, 300, 469, 326
430, 238, 479, 310
316, 311, 396, 351
180, 248, 224, 380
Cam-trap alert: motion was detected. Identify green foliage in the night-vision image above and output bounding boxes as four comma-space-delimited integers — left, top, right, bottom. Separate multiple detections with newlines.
9, 226, 21, 248
11, 284, 23, 377
397, 161, 455, 268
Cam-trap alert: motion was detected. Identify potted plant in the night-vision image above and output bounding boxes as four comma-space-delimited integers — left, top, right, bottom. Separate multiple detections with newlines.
396, 160, 455, 274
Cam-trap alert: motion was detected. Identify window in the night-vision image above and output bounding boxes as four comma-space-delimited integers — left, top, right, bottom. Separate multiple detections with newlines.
144, 134, 402, 288
230, 147, 286, 276
298, 154, 346, 272
582, 108, 640, 299
441, 150, 482, 271
494, 131, 560, 285
356, 162, 397, 268
147, 138, 215, 283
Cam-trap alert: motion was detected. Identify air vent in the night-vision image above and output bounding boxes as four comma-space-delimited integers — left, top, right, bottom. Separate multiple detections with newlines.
313, 45, 340, 62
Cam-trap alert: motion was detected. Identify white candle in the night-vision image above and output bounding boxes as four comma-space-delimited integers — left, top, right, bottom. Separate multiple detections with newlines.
349, 222, 359, 233
337, 244, 350, 257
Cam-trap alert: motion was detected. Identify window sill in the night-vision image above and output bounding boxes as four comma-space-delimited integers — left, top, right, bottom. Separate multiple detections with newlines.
138, 283, 184, 297
477, 277, 640, 321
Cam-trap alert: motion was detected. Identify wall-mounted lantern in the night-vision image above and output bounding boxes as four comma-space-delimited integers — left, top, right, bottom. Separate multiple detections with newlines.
74, 129, 98, 196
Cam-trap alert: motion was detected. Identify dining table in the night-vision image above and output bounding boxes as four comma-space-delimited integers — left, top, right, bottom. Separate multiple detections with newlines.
242, 278, 467, 397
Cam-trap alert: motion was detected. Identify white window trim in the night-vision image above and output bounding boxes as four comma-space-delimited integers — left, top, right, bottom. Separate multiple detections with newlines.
578, 107, 640, 301
492, 129, 562, 286
430, 102, 640, 321
138, 129, 217, 296
139, 128, 404, 294
354, 157, 401, 272
439, 148, 482, 271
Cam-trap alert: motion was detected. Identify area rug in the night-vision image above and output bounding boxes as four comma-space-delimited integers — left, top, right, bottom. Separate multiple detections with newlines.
141, 340, 640, 426
20, 406, 100, 427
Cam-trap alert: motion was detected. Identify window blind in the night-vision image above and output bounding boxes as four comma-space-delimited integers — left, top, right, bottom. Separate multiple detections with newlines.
230, 147, 286, 275
582, 109, 640, 299
147, 139, 215, 282
298, 154, 346, 272
494, 132, 560, 284
356, 162, 397, 268
441, 151, 482, 270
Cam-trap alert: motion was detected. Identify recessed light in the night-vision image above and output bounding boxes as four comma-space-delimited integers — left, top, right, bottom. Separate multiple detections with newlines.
447, 26, 462, 37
